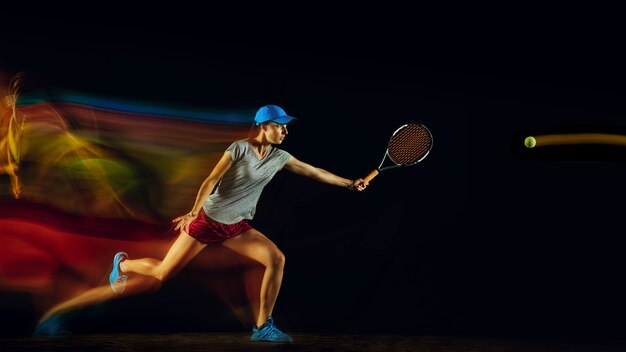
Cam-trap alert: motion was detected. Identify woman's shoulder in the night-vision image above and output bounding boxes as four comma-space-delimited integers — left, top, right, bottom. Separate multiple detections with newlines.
226, 139, 249, 160
228, 139, 249, 150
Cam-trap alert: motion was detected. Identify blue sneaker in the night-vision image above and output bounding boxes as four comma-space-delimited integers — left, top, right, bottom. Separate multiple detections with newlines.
251, 316, 293, 342
109, 251, 128, 294
33, 314, 71, 337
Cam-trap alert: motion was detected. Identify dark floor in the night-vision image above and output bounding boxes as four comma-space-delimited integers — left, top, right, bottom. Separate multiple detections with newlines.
1, 333, 625, 352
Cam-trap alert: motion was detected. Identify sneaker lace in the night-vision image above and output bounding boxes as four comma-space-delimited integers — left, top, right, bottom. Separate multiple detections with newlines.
263, 322, 289, 339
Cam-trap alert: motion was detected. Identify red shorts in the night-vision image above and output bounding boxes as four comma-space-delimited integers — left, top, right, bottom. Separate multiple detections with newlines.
186, 209, 252, 244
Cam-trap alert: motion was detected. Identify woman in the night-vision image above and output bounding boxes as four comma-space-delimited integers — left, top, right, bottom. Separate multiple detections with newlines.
43, 104, 367, 342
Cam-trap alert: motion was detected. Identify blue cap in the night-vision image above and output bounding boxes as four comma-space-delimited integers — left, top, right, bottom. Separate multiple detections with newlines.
254, 104, 296, 125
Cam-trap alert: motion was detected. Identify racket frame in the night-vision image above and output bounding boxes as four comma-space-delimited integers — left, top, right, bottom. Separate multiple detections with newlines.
364, 123, 433, 183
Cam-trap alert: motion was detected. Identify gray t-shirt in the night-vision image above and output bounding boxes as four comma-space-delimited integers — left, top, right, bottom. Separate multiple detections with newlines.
202, 139, 291, 224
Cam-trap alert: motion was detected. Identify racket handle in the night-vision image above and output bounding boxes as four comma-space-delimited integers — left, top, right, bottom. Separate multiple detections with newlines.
363, 169, 379, 183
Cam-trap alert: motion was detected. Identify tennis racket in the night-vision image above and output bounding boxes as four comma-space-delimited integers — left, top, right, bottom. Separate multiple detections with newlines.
363, 123, 433, 183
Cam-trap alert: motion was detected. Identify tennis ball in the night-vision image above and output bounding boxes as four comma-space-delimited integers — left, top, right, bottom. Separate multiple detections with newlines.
524, 136, 536, 148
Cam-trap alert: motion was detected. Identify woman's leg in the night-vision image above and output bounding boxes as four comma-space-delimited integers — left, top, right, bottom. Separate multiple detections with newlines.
38, 232, 206, 323
120, 231, 207, 281
221, 228, 285, 328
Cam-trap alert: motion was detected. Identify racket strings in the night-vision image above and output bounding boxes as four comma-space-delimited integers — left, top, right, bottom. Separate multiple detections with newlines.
388, 124, 432, 165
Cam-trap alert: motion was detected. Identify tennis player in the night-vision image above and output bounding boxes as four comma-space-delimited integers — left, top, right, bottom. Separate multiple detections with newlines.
37, 104, 367, 342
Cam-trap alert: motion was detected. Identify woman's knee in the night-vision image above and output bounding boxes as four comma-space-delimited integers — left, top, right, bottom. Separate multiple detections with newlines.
261, 247, 285, 270
156, 266, 175, 282
276, 250, 285, 269
144, 258, 175, 282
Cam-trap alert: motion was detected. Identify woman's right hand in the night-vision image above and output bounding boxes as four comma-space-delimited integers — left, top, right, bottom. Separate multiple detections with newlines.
172, 212, 197, 233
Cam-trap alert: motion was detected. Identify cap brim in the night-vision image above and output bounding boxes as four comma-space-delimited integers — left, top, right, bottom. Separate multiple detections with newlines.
271, 116, 296, 124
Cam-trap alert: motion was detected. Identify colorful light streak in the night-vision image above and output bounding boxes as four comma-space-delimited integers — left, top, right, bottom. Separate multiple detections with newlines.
0, 73, 263, 329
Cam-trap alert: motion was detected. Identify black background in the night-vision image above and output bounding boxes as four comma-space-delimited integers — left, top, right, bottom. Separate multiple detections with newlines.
2, 5, 626, 340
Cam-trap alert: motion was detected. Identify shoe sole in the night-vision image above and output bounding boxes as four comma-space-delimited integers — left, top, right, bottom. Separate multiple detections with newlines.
109, 251, 128, 294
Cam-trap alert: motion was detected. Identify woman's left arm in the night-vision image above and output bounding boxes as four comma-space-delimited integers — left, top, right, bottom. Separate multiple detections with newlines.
284, 156, 367, 191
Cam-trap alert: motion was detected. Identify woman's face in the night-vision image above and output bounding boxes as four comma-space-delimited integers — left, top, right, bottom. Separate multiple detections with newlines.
263, 122, 288, 144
